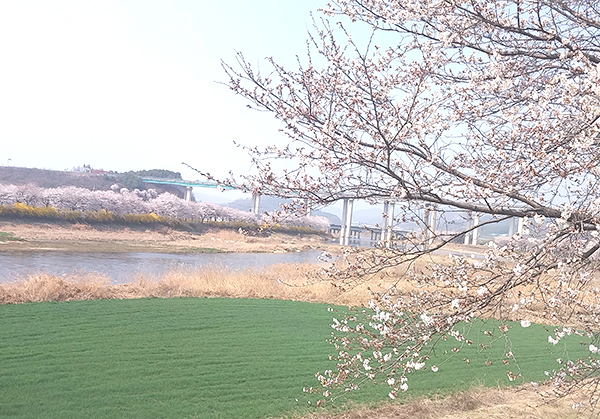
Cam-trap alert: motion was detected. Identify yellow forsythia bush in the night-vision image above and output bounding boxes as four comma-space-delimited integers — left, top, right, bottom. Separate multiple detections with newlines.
11, 202, 37, 217
1, 203, 59, 218
37, 207, 59, 218
0, 204, 177, 228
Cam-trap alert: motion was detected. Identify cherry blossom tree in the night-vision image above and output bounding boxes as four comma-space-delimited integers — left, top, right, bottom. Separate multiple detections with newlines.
262, 211, 331, 231
147, 192, 194, 219
223, 0, 600, 406
0, 183, 44, 207
0, 184, 19, 206
221, 205, 259, 224
44, 186, 93, 212
0, 183, 329, 229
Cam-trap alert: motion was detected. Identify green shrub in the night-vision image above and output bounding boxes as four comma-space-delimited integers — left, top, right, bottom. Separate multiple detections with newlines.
35, 206, 60, 219
83, 209, 115, 223
122, 213, 166, 224
59, 210, 82, 221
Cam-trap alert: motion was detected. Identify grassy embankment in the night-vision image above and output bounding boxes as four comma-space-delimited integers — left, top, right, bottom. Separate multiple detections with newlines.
0, 297, 589, 419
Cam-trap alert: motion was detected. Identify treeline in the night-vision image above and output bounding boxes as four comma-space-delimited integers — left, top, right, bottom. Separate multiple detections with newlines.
0, 184, 330, 232
130, 169, 182, 179
106, 169, 183, 190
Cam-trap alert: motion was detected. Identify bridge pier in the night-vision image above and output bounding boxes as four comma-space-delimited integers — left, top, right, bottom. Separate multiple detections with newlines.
381, 201, 395, 248
508, 217, 524, 237
339, 199, 354, 246
303, 198, 312, 217
371, 229, 381, 241
251, 193, 261, 215
184, 186, 193, 202
464, 213, 480, 245
424, 205, 436, 248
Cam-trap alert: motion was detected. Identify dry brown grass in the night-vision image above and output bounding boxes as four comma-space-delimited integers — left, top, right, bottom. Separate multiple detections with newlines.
297, 385, 583, 419
0, 263, 348, 305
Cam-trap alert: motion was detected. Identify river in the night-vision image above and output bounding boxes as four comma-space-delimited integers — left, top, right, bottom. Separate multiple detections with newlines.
0, 250, 328, 284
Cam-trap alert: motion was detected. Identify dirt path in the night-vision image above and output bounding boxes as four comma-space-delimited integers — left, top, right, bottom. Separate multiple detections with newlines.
303, 384, 583, 419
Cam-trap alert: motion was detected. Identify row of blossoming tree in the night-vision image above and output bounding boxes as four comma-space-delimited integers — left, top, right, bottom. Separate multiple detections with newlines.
219, 0, 600, 408
0, 183, 330, 231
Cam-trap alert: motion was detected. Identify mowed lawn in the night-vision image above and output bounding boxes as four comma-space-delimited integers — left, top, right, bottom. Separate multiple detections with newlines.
0, 298, 591, 418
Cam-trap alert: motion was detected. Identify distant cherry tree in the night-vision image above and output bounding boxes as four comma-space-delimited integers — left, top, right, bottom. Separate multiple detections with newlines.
222, 205, 260, 224
44, 186, 92, 212
0, 183, 43, 207
263, 212, 331, 232
148, 192, 193, 219
223, 0, 600, 406
0, 184, 20, 206
0, 183, 330, 231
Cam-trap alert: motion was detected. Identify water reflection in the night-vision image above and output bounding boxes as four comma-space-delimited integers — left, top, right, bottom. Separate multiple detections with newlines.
0, 250, 326, 285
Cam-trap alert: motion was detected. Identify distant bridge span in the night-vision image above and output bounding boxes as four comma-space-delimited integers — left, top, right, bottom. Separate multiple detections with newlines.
141, 178, 262, 215
141, 178, 414, 246
141, 178, 523, 247
141, 178, 237, 189
329, 224, 410, 241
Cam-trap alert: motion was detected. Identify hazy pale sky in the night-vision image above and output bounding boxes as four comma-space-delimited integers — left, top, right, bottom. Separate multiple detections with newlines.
0, 0, 327, 182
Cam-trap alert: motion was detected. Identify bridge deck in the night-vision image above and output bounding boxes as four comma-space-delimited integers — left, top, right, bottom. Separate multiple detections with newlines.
141, 178, 238, 189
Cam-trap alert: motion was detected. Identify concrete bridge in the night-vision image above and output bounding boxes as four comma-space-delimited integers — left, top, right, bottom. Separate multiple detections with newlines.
333, 199, 403, 246
141, 178, 524, 247
141, 178, 263, 215
329, 224, 410, 241
141, 178, 236, 200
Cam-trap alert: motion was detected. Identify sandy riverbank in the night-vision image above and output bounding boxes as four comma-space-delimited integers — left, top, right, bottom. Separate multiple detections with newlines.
0, 221, 336, 254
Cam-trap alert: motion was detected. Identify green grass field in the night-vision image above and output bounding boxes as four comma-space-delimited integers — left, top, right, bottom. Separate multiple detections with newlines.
0, 231, 24, 242
0, 298, 591, 418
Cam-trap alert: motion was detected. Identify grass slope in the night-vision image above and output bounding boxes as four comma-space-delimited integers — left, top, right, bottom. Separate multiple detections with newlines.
0, 298, 590, 418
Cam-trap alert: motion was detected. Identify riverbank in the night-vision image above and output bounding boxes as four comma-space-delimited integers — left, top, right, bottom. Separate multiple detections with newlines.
0, 221, 335, 254
0, 221, 583, 419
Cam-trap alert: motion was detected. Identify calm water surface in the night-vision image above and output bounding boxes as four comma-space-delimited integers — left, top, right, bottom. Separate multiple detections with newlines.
0, 250, 327, 284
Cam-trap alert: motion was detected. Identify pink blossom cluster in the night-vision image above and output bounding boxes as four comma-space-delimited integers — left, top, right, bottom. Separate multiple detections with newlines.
0, 183, 329, 229
224, 0, 600, 406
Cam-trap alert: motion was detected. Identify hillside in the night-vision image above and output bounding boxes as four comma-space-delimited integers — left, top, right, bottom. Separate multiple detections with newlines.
0, 166, 184, 197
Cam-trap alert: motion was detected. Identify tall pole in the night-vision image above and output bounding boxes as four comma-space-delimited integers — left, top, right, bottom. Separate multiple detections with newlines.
340, 199, 354, 246
344, 199, 354, 246
517, 217, 524, 235
382, 201, 395, 248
